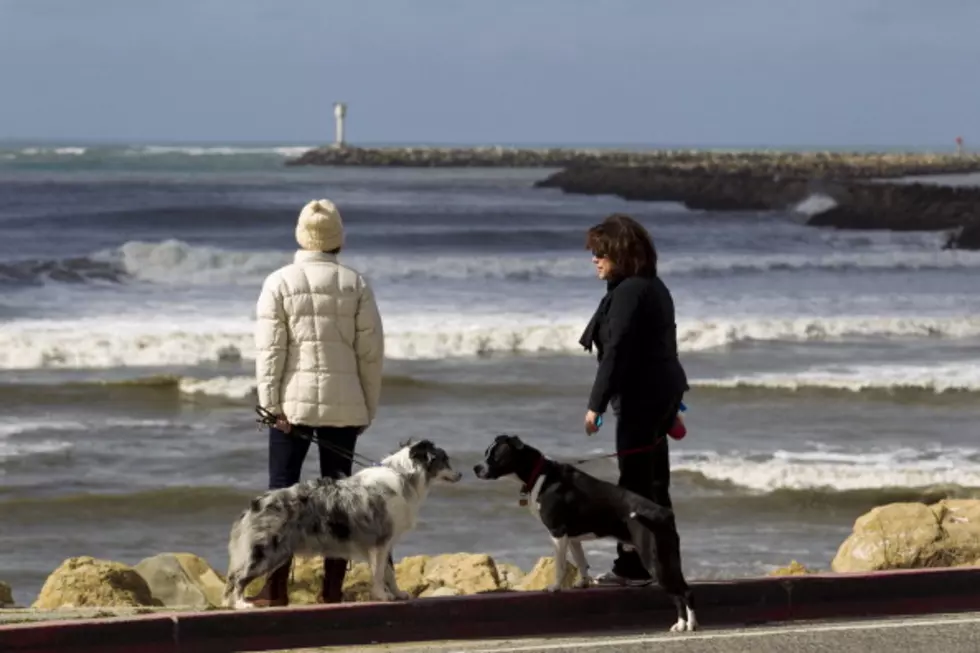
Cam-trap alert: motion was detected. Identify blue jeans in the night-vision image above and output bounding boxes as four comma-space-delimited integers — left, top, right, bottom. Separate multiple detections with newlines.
268, 425, 361, 489
267, 424, 365, 602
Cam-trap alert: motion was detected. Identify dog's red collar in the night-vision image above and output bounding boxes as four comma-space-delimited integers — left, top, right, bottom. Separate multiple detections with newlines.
519, 456, 546, 507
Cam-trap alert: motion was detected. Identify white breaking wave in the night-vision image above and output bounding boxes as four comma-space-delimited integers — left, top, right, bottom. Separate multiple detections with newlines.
0, 421, 78, 461
87, 239, 980, 287
0, 421, 86, 438
178, 376, 257, 400
676, 315, 980, 350
17, 147, 87, 156
694, 362, 980, 394
131, 145, 312, 157
6, 145, 310, 159
791, 192, 838, 216
98, 240, 290, 286
133, 361, 980, 402
3, 315, 980, 369
675, 446, 980, 492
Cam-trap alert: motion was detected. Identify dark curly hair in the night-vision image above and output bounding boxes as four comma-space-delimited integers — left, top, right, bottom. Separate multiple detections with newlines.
584, 213, 658, 278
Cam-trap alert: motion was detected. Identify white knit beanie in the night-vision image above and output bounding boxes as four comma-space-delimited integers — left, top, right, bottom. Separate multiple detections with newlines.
295, 199, 344, 252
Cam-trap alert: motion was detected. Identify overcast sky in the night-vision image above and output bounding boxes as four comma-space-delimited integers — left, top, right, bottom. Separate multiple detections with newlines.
1, 0, 978, 147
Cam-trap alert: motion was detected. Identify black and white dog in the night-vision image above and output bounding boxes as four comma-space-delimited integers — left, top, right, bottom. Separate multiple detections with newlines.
474, 434, 697, 632
223, 439, 462, 608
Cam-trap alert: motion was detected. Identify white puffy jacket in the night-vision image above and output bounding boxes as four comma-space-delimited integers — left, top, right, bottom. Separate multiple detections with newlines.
254, 250, 384, 427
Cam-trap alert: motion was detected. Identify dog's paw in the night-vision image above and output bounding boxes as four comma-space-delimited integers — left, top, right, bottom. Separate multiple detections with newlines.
391, 589, 411, 601
233, 598, 256, 610
573, 576, 592, 589
669, 619, 696, 633
546, 583, 563, 593
370, 587, 394, 602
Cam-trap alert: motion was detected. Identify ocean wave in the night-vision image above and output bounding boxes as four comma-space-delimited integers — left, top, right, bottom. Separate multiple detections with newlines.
3, 450, 978, 515
0, 486, 254, 518
14, 147, 88, 157
0, 420, 78, 461
3, 315, 980, 369
131, 145, 312, 158
1, 145, 312, 161
692, 362, 980, 395
7, 238, 980, 288
672, 445, 980, 493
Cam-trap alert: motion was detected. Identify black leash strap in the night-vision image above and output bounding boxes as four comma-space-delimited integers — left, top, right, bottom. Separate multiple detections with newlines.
254, 406, 378, 468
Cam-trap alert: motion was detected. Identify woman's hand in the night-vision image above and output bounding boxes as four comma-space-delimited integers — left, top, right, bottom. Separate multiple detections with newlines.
584, 410, 601, 436
274, 415, 292, 434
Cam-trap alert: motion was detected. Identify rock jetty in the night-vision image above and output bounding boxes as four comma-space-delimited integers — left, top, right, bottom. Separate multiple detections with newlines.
538, 166, 980, 250
535, 165, 980, 234
286, 146, 980, 178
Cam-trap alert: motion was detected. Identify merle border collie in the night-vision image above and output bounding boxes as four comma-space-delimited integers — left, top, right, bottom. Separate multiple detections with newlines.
223, 439, 462, 608
474, 433, 697, 632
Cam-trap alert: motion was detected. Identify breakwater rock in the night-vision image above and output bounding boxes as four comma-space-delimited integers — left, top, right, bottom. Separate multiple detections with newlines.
286, 146, 980, 177
832, 500, 980, 573
19, 552, 580, 610
535, 166, 980, 238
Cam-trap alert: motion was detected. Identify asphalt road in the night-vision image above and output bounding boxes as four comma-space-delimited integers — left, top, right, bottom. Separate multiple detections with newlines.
276, 611, 980, 653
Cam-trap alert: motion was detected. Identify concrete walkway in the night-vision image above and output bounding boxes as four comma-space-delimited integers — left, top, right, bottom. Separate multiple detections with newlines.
273, 612, 980, 653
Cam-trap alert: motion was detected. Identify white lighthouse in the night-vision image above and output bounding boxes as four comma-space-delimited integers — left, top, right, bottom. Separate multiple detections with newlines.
333, 102, 347, 148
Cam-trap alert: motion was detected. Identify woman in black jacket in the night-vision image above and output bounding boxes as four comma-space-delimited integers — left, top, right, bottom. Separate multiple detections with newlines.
579, 213, 689, 586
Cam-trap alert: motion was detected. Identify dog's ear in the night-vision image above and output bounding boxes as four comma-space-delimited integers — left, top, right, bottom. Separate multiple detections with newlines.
494, 433, 523, 449
408, 439, 438, 465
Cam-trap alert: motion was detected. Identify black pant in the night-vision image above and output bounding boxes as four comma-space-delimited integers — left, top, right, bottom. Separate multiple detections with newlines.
267, 425, 393, 584
611, 393, 682, 580
268, 425, 361, 490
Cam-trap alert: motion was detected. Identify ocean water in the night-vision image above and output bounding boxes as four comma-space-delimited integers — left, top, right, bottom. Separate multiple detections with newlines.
2, 144, 980, 606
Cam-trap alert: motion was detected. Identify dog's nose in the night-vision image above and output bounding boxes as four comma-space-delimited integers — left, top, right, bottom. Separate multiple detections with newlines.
473, 464, 485, 477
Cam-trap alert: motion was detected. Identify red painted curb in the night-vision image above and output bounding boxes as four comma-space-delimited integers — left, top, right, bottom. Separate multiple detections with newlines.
2, 567, 979, 653
0, 614, 175, 653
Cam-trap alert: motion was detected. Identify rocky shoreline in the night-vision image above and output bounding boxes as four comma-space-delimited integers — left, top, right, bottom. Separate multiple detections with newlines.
535, 165, 980, 239
285, 145, 980, 177
3, 499, 978, 611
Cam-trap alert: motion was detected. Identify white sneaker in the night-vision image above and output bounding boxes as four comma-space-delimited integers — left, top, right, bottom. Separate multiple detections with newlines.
592, 571, 652, 587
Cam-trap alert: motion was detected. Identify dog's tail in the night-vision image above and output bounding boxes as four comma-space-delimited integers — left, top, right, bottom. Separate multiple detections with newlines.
628, 504, 674, 531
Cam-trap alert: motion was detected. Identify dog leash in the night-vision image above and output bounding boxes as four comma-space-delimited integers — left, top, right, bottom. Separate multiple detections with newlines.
569, 435, 667, 466
254, 406, 379, 468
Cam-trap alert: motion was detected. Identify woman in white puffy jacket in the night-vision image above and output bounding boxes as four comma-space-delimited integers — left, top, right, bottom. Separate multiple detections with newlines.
247, 198, 384, 607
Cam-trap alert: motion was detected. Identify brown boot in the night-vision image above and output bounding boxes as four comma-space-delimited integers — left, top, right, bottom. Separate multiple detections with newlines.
245, 558, 291, 607
318, 558, 348, 604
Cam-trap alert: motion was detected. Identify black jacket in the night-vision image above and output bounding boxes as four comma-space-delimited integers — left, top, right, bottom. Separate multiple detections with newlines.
579, 274, 689, 414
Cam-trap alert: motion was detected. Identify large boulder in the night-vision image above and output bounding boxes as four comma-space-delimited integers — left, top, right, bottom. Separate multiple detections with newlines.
422, 553, 502, 595
33, 557, 159, 609
515, 557, 581, 591
768, 560, 816, 576
134, 553, 226, 609
832, 500, 980, 573
0, 580, 14, 607
495, 562, 526, 590
336, 555, 430, 602
344, 553, 504, 601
